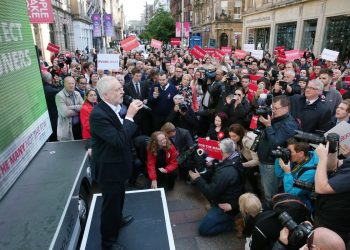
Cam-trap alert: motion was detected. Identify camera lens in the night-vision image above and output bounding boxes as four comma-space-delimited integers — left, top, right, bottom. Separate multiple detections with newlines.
279, 212, 298, 231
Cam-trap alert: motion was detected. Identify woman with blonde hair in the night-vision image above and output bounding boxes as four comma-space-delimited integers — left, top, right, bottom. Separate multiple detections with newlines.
147, 131, 178, 190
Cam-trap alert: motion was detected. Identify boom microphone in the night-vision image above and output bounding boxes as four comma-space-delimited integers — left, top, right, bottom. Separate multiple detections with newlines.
123, 95, 152, 112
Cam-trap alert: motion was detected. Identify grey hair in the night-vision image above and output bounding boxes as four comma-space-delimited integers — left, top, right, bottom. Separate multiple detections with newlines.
96, 76, 119, 101
42, 73, 52, 83
219, 138, 236, 154
284, 70, 296, 78
310, 79, 324, 91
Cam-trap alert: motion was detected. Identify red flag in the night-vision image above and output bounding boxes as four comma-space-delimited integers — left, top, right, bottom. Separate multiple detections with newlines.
277, 55, 288, 64
234, 49, 247, 59
120, 36, 140, 52
47, 42, 60, 54
249, 115, 259, 130
27, 0, 54, 23
190, 45, 206, 60
150, 39, 162, 49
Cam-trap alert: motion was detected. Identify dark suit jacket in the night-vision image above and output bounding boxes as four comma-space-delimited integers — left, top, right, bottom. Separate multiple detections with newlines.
173, 127, 194, 154
89, 100, 138, 184
124, 81, 148, 101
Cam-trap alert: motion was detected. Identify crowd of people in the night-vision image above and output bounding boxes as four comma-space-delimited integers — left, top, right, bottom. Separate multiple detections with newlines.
40, 45, 350, 250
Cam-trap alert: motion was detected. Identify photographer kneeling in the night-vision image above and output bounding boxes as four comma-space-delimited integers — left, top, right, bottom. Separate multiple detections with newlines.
314, 143, 350, 247
274, 138, 318, 210
188, 138, 244, 236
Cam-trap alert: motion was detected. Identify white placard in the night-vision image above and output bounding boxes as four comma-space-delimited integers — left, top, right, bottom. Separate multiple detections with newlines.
251, 50, 264, 60
243, 44, 255, 52
325, 121, 350, 148
97, 54, 120, 70
321, 48, 339, 62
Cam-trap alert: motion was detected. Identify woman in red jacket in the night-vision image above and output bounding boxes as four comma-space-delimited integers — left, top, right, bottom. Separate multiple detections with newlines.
80, 89, 98, 139
147, 131, 178, 191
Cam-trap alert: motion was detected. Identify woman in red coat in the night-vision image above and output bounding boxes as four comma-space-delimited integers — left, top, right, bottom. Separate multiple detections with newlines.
147, 131, 178, 191
80, 89, 98, 139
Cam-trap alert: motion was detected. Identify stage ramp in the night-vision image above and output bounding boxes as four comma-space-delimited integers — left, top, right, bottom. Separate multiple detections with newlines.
80, 189, 175, 250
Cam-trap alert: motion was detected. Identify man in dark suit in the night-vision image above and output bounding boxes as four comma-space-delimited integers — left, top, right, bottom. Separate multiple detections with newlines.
124, 67, 152, 135
89, 76, 143, 250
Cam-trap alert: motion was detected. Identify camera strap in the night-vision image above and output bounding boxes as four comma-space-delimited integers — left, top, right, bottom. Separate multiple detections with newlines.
296, 166, 317, 179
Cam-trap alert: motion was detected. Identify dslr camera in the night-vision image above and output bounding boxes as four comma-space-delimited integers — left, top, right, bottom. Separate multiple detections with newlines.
294, 131, 339, 153
179, 103, 188, 113
271, 147, 291, 164
279, 211, 313, 247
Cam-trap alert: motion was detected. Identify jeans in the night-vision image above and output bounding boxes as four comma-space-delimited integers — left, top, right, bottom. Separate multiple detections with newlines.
198, 206, 234, 236
259, 163, 278, 203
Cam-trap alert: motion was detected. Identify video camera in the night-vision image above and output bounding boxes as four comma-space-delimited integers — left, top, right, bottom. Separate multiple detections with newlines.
197, 67, 216, 82
177, 144, 208, 174
179, 103, 188, 113
279, 211, 313, 247
279, 80, 288, 91
294, 131, 339, 153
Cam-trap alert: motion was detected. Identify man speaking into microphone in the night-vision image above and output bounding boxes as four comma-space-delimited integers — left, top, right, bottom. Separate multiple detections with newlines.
90, 76, 143, 250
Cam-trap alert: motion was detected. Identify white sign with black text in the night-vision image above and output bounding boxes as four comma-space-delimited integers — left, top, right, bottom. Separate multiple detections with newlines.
97, 54, 120, 70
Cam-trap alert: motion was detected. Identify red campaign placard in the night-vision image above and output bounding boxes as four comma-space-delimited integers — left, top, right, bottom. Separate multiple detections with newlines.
170, 38, 181, 46
234, 49, 247, 59
221, 47, 232, 55
249, 74, 261, 85
47, 42, 60, 54
120, 36, 140, 51
277, 55, 288, 64
274, 46, 285, 57
205, 48, 215, 56
247, 83, 258, 103
213, 49, 225, 60
249, 115, 259, 130
27, 0, 54, 24
150, 39, 162, 49
285, 50, 304, 61
198, 138, 223, 160
190, 45, 206, 59
343, 76, 350, 83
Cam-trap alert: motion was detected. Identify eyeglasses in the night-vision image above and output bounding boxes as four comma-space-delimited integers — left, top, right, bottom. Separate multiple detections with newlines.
305, 86, 319, 90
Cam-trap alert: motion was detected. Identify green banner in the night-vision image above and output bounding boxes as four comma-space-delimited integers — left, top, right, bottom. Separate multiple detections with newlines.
0, 0, 48, 152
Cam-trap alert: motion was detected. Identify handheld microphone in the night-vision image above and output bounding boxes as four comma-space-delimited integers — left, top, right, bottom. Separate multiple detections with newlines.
123, 95, 152, 112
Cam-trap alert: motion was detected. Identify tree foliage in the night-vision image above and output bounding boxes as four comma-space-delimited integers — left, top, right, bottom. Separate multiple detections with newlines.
140, 8, 175, 43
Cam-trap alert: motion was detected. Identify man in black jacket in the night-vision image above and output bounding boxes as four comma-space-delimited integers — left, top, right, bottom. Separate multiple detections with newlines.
290, 79, 332, 133
189, 138, 244, 236
90, 76, 143, 250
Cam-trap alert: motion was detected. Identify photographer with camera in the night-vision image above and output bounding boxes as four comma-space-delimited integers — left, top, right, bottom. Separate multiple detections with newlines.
273, 226, 345, 250
274, 138, 318, 210
313, 143, 350, 247
256, 95, 299, 203
206, 68, 232, 113
166, 94, 198, 137
188, 138, 244, 236
273, 70, 301, 97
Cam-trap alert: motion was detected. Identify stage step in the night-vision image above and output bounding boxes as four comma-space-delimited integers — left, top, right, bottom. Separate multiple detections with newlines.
80, 189, 175, 250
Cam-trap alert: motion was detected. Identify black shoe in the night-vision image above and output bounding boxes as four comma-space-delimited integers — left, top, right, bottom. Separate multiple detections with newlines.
120, 215, 134, 227
102, 242, 125, 250
110, 242, 125, 250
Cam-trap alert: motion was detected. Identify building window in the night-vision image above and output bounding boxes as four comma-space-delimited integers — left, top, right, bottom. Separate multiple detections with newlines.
323, 15, 350, 61
301, 19, 317, 51
275, 22, 297, 50
63, 24, 69, 49
256, 27, 270, 51
220, 33, 228, 47
221, 1, 228, 13
49, 24, 55, 44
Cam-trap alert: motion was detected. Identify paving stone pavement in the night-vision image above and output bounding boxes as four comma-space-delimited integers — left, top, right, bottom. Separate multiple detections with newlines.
165, 180, 245, 250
